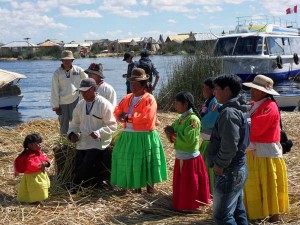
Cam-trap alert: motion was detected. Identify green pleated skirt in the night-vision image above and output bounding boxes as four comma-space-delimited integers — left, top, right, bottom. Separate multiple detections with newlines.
111, 130, 168, 189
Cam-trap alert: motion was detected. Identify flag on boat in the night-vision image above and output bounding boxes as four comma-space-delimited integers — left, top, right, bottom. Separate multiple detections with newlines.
286, 5, 297, 14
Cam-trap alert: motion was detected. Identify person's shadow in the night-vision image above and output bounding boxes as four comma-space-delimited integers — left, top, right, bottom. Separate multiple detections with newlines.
112, 192, 215, 224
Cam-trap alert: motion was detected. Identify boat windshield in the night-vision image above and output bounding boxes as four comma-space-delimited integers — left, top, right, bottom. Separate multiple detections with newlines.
214, 36, 264, 56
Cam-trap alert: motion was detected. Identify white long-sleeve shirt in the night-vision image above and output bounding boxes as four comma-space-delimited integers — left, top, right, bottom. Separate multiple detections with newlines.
96, 82, 117, 107
67, 95, 117, 150
51, 65, 88, 108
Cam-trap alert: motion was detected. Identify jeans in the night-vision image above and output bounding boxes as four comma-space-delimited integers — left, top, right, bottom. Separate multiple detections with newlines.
213, 164, 248, 225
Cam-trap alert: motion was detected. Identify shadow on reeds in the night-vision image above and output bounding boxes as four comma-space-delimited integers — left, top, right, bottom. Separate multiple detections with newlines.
111, 192, 214, 224
0, 191, 15, 207
0, 150, 15, 158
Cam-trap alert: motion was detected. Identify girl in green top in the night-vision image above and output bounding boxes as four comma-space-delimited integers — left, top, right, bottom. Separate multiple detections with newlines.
164, 91, 210, 211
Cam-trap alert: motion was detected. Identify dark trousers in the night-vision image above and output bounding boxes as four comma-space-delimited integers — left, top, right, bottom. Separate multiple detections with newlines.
126, 82, 132, 94
73, 148, 112, 187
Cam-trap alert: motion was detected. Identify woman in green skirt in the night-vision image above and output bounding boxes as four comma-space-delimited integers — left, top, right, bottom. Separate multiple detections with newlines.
110, 68, 167, 193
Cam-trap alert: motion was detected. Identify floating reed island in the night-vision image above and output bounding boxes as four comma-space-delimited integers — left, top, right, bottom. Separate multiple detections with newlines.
0, 112, 299, 225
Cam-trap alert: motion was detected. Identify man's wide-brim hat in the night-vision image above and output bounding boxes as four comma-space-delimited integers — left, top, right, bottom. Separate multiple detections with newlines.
61, 50, 75, 60
127, 68, 149, 81
85, 63, 105, 78
78, 78, 97, 91
243, 74, 280, 96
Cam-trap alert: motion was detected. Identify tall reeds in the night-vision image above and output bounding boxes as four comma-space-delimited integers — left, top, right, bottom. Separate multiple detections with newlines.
156, 50, 222, 110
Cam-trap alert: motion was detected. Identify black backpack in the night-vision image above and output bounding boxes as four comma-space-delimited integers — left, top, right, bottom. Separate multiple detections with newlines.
138, 59, 152, 76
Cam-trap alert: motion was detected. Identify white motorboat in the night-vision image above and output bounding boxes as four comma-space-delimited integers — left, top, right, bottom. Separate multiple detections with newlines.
213, 16, 300, 111
0, 69, 26, 109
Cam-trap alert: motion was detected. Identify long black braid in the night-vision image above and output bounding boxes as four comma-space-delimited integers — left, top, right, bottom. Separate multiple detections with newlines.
175, 91, 201, 119
268, 94, 283, 128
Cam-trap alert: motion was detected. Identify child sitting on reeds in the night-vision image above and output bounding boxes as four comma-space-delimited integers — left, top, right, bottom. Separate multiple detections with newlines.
14, 133, 50, 203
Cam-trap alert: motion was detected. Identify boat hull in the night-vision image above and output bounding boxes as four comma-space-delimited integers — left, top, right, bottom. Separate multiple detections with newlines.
244, 80, 300, 111
0, 95, 23, 109
274, 94, 300, 111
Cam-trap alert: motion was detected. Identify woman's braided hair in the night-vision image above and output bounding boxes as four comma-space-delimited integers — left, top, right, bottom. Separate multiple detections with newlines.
175, 91, 201, 119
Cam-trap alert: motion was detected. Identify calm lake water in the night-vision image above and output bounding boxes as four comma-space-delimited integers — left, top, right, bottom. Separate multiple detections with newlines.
0, 55, 181, 128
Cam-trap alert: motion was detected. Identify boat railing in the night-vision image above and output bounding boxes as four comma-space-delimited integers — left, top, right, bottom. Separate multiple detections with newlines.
236, 15, 297, 28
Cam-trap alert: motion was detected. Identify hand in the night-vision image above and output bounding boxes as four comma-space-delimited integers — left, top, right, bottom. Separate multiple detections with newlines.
164, 126, 175, 135
52, 107, 62, 115
90, 131, 100, 139
40, 162, 46, 172
213, 164, 224, 176
164, 126, 176, 143
70, 133, 79, 143
118, 112, 127, 122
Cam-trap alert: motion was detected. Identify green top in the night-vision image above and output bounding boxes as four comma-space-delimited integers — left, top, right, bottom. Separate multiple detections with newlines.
171, 112, 201, 153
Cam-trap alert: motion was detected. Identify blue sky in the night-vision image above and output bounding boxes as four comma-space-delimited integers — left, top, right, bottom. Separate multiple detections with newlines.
0, 0, 299, 44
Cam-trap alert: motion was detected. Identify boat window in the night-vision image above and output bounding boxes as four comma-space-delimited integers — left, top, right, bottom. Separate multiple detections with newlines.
289, 37, 300, 55
282, 37, 292, 55
213, 37, 237, 56
233, 36, 263, 55
266, 37, 284, 55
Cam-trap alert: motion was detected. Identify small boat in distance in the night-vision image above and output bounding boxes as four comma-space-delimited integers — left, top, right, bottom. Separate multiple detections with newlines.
213, 16, 300, 111
0, 69, 26, 109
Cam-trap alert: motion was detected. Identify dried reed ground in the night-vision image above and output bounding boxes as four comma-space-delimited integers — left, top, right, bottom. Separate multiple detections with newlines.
0, 112, 299, 225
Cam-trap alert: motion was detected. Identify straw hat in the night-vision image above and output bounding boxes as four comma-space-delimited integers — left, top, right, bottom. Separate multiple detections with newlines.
243, 75, 280, 95
78, 78, 97, 91
127, 68, 149, 81
85, 63, 105, 78
61, 50, 75, 60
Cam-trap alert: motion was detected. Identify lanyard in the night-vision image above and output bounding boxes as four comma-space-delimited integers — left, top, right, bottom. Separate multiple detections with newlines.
86, 101, 95, 115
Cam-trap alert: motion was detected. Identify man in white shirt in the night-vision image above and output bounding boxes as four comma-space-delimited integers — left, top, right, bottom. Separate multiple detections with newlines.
68, 78, 117, 190
51, 50, 88, 135
85, 63, 117, 107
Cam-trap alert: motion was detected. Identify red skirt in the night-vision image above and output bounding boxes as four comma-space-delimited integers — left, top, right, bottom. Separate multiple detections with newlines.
173, 154, 210, 211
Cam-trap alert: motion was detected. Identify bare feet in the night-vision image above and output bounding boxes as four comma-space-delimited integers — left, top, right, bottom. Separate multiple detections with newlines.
147, 184, 155, 193
134, 188, 141, 193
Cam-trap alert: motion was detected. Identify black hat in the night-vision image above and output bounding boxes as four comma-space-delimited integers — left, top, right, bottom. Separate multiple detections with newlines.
123, 52, 133, 61
78, 78, 97, 91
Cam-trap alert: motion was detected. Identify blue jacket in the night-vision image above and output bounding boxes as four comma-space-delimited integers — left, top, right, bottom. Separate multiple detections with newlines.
200, 97, 222, 135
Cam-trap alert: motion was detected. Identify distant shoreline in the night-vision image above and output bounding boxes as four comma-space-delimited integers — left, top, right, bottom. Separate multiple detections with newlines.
0, 52, 179, 61
0, 53, 122, 61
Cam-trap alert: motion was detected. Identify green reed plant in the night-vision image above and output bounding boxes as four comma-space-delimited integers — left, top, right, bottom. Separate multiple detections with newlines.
156, 51, 222, 111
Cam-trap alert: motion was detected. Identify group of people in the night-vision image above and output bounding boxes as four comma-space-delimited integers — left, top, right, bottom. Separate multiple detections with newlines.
13, 50, 290, 224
